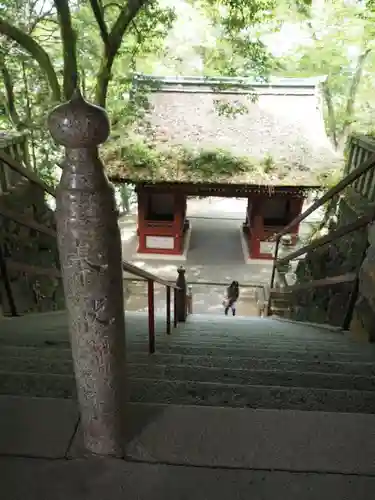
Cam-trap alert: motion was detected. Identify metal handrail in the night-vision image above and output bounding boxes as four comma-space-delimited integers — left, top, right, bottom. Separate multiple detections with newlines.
0, 148, 184, 351
0, 151, 56, 197
122, 260, 178, 289
0, 150, 58, 316
0, 153, 180, 346
269, 152, 375, 290
272, 272, 356, 294
123, 260, 183, 353
267, 149, 375, 327
277, 210, 374, 266
269, 153, 375, 243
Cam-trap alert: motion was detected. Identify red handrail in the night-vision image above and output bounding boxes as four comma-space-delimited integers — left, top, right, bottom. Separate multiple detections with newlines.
166, 286, 171, 335
122, 260, 180, 353
147, 279, 155, 354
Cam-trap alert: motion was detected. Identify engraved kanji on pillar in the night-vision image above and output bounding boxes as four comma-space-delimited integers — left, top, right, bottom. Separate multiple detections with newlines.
48, 89, 127, 457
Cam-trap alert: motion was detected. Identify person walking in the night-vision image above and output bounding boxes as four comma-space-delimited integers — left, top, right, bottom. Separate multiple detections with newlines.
224, 281, 239, 316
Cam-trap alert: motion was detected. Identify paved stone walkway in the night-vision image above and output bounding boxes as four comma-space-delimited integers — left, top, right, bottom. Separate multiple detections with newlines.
119, 196, 327, 313
187, 217, 244, 265
119, 198, 274, 314
4, 453, 375, 500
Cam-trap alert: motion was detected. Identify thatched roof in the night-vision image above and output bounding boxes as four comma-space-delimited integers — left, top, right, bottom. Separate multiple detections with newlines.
106, 75, 343, 186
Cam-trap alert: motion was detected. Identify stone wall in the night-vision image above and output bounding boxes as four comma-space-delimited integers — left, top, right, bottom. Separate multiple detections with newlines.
0, 180, 65, 315
350, 223, 375, 342
285, 197, 367, 327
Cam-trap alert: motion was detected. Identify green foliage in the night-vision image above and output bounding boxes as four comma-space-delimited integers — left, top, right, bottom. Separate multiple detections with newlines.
213, 98, 250, 118
5, 0, 375, 188
1, 0, 279, 182
316, 168, 343, 190
105, 136, 256, 180
104, 135, 309, 184
195, 0, 277, 78
262, 154, 277, 173
271, 0, 375, 150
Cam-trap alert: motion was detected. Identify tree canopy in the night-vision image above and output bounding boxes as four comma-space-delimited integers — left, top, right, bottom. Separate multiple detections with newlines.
1, 0, 375, 190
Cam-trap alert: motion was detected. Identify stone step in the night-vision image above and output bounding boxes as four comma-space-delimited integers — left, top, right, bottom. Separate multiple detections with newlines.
172, 330, 347, 342
2, 326, 369, 353
3, 339, 372, 363
120, 377, 375, 414
0, 345, 73, 360
2, 342, 375, 370
270, 298, 290, 306
127, 352, 375, 376
0, 332, 354, 352
2, 347, 375, 376
1, 332, 358, 352
2, 371, 375, 414
126, 343, 375, 362
124, 364, 375, 391
1, 356, 375, 392
0, 313, 346, 341
0, 324, 352, 346
149, 336, 371, 353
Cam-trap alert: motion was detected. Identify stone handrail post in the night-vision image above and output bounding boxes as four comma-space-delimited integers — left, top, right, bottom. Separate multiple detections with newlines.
175, 265, 187, 322
48, 89, 127, 457
186, 285, 193, 315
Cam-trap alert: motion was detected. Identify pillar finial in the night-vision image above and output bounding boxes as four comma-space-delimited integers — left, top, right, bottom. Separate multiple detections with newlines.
47, 88, 110, 149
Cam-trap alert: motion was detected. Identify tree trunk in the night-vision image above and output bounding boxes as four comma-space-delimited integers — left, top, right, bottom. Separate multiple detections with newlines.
0, 57, 24, 129
95, 47, 116, 107
0, 19, 61, 102
93, 0, 148, 107
119, 185, 131, 213
54, 0, 78, 100
339, 48, 371, 146
322, 80, 338, 150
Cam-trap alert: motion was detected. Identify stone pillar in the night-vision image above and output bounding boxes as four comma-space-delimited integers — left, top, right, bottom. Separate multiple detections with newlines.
176, 266, 187, 322
48, 90, 127, 457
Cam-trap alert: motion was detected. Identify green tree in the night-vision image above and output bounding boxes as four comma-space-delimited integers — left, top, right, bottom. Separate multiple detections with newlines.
0, 0, 176, 184
1, 0, 282, 186
272, 0, 375, 150
0, 0, 175, 106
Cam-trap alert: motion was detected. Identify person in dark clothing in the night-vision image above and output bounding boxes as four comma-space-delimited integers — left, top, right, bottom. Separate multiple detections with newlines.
224, 281, 239, 316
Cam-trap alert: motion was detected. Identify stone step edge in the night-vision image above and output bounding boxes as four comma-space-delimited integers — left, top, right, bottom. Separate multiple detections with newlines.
1, 348, 375, 366
2, 371, 375, 396
2, 340, 371, 355
2, 361, 375, 381
131, 339, 371, 352
270, 316, 346, 333
0, 331, 350, 340
0, 327, 345, 338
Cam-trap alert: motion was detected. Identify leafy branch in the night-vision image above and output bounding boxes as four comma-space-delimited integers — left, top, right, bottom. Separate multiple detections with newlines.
0, 17, 61, 101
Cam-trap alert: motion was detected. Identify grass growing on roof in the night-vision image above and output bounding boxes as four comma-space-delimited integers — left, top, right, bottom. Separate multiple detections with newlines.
103, 137, 292, 184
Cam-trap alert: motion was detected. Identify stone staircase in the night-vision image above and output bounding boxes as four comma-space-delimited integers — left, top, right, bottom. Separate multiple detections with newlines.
267, 289, 291, 318
1, 311, 375, 414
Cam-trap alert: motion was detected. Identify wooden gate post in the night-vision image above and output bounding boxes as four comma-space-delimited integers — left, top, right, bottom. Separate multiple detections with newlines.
176, 265, 187, 322
48, 89, 127, 457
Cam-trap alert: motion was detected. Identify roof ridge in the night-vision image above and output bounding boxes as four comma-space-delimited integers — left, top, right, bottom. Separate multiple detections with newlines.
133, 73, 327, 92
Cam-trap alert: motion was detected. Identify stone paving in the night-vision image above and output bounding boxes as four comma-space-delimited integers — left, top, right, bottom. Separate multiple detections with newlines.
120, 198, 275, 314
2, 310, 375, 498
3, 456, 375, 500
119, 196, 328, 314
